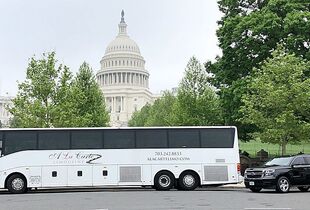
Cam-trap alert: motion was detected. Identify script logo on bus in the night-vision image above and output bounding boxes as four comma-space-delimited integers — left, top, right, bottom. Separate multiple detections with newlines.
49, 152, 102, 164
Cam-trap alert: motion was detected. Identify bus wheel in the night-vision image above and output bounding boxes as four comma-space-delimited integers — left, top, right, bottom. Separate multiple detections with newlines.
154, 171, 174, 191
7, 174, 27, 194
178, 171, 199, 191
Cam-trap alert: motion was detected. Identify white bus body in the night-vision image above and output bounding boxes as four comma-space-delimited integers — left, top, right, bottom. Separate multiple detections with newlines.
0, 127, 242, 193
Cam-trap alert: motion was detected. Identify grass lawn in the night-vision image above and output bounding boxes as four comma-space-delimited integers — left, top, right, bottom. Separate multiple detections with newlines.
239, 140, 310, 157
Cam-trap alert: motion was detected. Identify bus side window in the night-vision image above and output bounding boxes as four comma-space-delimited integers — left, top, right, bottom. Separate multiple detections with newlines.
0, 131, 2, 156
136, 129, 168, 148
71, 130, 103, 149
38, 131, 70, 150
168, 129, 200, 148
104, 130, 135, 149
4, 131, 37, 155
200, 128, 235, 148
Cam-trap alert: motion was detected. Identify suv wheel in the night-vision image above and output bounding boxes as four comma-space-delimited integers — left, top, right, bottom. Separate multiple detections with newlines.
298, 186, 309, 192
249, 187, 262, 192
276, 176, 290, 193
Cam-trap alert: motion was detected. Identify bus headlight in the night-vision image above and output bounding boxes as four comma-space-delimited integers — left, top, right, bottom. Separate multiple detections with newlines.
263, 169, 275, 177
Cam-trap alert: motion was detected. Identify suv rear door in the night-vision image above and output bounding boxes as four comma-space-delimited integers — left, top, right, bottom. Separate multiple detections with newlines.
290, 157, 308, 185
304, 156, 310, 185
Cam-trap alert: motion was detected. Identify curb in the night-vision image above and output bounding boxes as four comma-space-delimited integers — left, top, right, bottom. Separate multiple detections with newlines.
221, 182, 245, 188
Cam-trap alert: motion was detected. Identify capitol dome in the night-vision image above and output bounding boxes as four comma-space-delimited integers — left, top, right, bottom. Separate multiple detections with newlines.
96, 10, 154, 127
105, 36, 141, 55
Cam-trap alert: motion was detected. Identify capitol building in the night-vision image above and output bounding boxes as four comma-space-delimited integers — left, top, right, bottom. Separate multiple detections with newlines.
0, 96, 13, 127
96, 11, 158, 127
0, 11, 159, 128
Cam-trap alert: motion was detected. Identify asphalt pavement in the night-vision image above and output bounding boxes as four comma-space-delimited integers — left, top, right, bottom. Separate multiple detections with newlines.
0, 186, 308, 210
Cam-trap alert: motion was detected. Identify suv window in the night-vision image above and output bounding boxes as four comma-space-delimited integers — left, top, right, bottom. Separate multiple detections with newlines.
304, 156, 310, 165
291, 157, 306, 165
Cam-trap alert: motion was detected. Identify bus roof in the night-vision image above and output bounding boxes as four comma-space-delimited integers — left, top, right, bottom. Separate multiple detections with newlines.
0, 126, 237, 131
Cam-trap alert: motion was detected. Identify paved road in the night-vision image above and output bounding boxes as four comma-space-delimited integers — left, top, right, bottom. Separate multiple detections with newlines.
0, 187, 308, 210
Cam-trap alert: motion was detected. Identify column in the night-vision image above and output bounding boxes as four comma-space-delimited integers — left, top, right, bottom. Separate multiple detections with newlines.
121, 96, 123, 111
143, 75, 145, 87
113, 97, 115, 112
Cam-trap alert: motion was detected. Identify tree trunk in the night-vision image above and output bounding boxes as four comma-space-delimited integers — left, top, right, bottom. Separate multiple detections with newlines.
281, 141, 287, 156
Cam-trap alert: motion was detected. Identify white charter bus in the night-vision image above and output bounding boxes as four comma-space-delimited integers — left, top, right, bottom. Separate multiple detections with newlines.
0, 126, 241, 193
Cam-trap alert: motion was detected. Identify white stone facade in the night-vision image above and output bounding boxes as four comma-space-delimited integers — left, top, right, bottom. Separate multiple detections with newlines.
97, 11, 156, 127
0, 96, 13, 127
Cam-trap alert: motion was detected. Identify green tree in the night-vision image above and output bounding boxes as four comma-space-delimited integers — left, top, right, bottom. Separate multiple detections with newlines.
239, 46, 310, 155
172, 57, 222, 125
128, 91, 177, 127
128, 104, 152, 126
145, 91, 177, 126
68, 62, 109, 127
9, 52, 71, 128
52, 66, 77, 127
9, 116, 22, 128
129, 57, 222, 127
206, 0, 310, 140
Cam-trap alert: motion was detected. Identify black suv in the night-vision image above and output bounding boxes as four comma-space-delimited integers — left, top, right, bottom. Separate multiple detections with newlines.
244, 155, 310, 193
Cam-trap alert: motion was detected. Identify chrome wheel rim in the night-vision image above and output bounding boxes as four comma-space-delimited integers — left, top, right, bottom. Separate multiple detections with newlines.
279, 178, 289, 192
12, 178, 24, 191
159, 175, 171, 188
183, 175, 195, 187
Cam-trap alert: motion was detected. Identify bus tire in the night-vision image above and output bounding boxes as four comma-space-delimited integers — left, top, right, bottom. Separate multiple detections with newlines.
154, 171, 174, 191
178, 171, 199, 191
7, 174, 27, 194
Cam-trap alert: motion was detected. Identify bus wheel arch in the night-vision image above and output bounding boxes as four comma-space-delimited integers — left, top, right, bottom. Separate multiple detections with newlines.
177, 170, 200, 191
5, 172, 28, 194
154, 170, 175, 191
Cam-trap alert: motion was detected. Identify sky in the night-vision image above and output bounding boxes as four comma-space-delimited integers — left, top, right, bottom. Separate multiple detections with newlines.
0, 0, 222, 96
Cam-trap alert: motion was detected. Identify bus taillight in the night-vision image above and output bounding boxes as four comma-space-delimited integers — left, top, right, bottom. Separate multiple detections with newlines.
237, 163, 241, 173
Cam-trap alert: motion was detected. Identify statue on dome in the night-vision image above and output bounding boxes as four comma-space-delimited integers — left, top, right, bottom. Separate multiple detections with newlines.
121, 10, 125, 23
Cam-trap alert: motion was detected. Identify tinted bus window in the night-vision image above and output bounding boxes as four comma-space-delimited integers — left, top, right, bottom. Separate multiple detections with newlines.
0, 131, 2, 156
136, 129, 168, 148
104, 130, 135, 149
38, 131, 70, 150
200, 128, 234, 148
168, 130, 200, 148
0, 131, 2, 147
71, 130, 103, 149
4, 131, 37, 155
